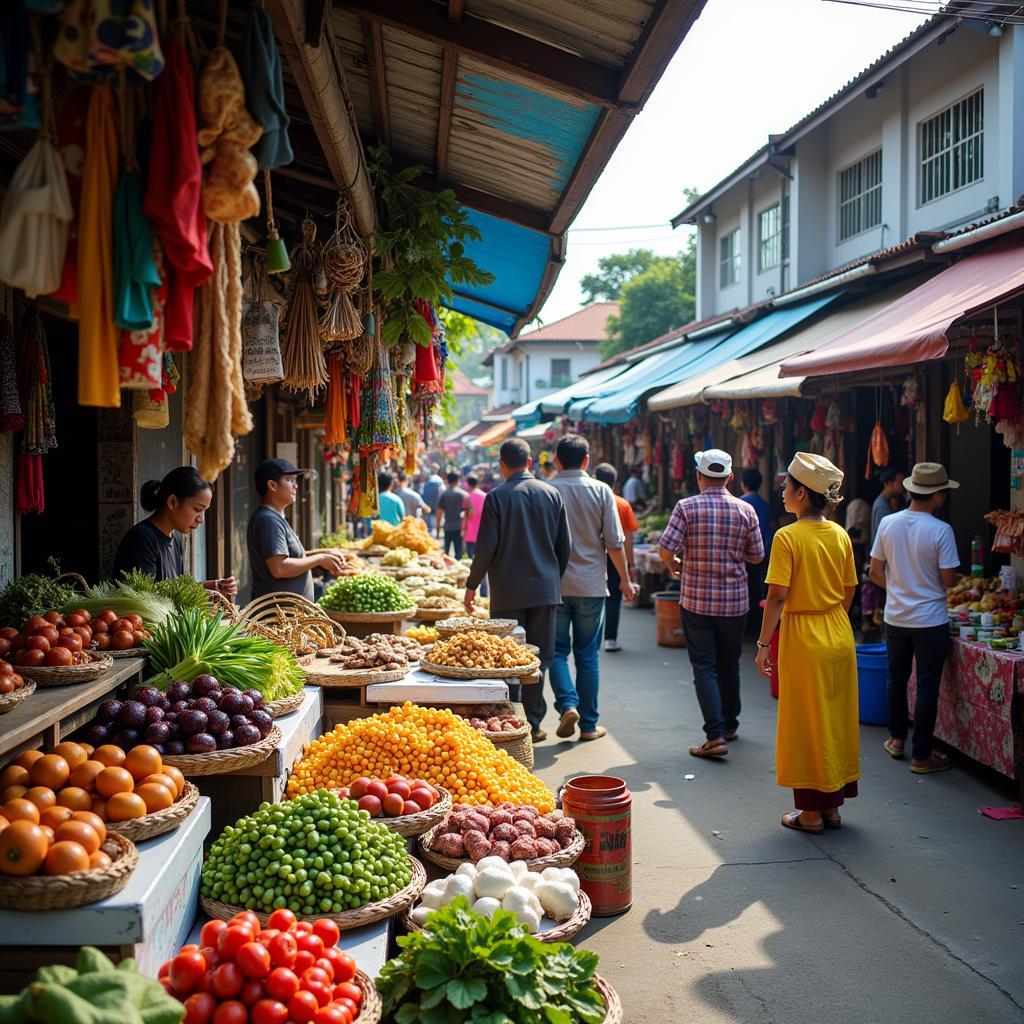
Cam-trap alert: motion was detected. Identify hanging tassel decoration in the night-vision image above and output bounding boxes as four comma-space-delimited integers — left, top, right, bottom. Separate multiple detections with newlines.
319, 196, 366, 341
280, 215, 328, 399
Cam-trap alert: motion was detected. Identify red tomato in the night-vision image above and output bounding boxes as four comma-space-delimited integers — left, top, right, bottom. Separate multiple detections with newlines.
212, 1000, 248, 1024
250, 1000, 289, 1024
240, 979, 266, 1007
301, 967, 331, 989
266, 908, 297, 932
332, 982, 362, 1007
213, 962, 245, 999
333, 997, 359, 1019
265, 967, 300, 1002
288, 991, 320, 1024
311, 919, 340, 949
183, 992, 218, 1024
201, 919, 228, 948
200, 969, 217, 994
313, 958, 335, 983
296, 933, 324, 959
293, 922, 313, 936
232, 910, 262, 932
159, 979, 176, 996
302, 981, 331, 1008
169, 950, 207, 995
237, 942, 272, 979
293, 950, 316, 976
312, 1006, 350, 1024
219, 925, 256, 961
267, 932, 298, 969
255, 928, 280, 948
200, 946, 221, 969
329, 953, 356, 985
158, 960, 172, 980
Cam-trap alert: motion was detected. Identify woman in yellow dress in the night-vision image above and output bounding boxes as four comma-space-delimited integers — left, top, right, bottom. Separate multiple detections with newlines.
756, 453, 860, 833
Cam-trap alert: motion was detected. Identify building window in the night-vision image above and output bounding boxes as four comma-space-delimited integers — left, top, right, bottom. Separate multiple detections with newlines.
500, 357, 507, 390
757, 204, 781, 273
550, 359, 571, 387
920, 88, 984, 204
839, 150, 882, 240
719, 228, 740, 287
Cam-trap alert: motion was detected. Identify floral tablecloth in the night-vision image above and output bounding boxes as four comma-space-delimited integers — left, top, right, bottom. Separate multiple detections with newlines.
909, 638, 1024, 780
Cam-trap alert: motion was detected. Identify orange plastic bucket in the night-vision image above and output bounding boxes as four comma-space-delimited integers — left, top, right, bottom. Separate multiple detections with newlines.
654, 592, 686, 647
562, 775, 632, 916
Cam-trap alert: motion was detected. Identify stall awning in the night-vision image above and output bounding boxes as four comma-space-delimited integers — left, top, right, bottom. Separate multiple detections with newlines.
472, 419, 516, 447
515, 421, 552, 440
781, 233, 1024, 378
532, 364, 635, 416
655, 278, 931, 407
512, 400, 544, 427
586, 293, 840, 424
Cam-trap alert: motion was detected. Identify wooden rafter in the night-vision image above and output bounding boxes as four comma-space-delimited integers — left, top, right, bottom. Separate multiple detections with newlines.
361, 19, 391, 146
447, 0, 464, 23
338, 0, 626, 109
436, 47, 458, 181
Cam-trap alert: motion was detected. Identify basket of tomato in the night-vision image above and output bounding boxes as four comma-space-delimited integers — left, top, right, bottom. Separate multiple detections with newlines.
163, 909, 380, 1024
0, 660, 33, 714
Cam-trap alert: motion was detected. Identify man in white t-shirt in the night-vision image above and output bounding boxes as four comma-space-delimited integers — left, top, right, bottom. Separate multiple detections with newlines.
870, 463, 960, 774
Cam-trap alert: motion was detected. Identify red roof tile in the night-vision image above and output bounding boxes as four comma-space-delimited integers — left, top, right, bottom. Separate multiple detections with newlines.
449, 369, 489, 396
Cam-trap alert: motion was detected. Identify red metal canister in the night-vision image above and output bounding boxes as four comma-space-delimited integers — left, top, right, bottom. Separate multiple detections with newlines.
561, 774, 632, 916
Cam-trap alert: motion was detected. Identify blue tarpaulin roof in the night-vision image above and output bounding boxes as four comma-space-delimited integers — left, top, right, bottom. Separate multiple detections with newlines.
581, 294, 843, 424
511, 364, 632, 425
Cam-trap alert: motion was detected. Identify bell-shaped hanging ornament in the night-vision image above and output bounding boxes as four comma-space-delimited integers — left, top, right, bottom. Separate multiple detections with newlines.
265, 224, 290, 274
363, 309, 376, 335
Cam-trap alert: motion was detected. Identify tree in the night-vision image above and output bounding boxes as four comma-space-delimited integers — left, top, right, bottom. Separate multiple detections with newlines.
602, 252, 694, 357
580, 250, 660, 303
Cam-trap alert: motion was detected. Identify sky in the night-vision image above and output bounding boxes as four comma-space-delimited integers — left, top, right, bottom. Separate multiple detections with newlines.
530, 0, 928, 327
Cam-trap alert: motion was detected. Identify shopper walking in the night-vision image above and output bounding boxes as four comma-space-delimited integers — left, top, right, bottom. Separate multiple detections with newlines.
659, 450, 764, 757
756, 453, 860, 833
376, 471, 406, 526
422, 466, 444, 532
549, 436, 636, 742
464, 438, 571, 741
437, 472, 469, 557
870, 462, 960, 774
593, 463, 638, 652
623, 467, 648, 512
462, 475, 487, 557
871, 467, 906, 543
395, 471, 429, 520
740, 467, 773, 634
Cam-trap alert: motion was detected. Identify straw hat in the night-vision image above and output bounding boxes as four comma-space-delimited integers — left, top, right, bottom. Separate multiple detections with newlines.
903, 462, 959, 495
789, 452, 843, 495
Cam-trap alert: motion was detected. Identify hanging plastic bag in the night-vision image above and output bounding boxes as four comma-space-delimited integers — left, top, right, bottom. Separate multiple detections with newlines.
242, 258, 283, 384
943, 379, 970, 425
132, 387, 168, 428
864, 422, 889, 480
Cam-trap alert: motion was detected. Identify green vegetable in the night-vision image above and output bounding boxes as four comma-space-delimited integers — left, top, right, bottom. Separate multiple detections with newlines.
116, 570, 209, 616
61, 577, 176, 626
378, 900, 606, 1024
0, 574, 76, 628
201, 790, 412, 915
143, 609, 304, 700
319, 573, 415, 614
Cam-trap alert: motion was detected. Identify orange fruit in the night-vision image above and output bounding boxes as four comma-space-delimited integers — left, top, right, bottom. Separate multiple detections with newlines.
29, 755, 70, 791
24, 786, 56, 812
55, 819, 101, 855
95, 767, 134, 799
91, 796, 107, 819
55, 787, 93, 812
69, 760, 106, 791
1, 785, 28, 803
0, 765, 30, 790
160, 765, 185, 797
12, 750, 43, 771
140, 773, 178, 796
39, 825, 54, 844
0, 820, 49, 876
44, 840, 90, 875
3, 798, 40, 825
40, 805, 74, 831
92, 745, 126, 768
105, 792, 147, 822
52, 742, 88, 770
79, 743, 94, 756
70, 811, 106, 844
88, 849, 112, 869
124, 745, 162, 782
135, 783, 173, 814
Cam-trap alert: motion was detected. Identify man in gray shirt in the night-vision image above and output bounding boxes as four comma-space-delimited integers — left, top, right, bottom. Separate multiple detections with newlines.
395, 471, 429, 519
247, 459, 347, 601
549, 435, 637, 742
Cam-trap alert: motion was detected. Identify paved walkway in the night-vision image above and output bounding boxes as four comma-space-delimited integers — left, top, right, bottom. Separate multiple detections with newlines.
531, 605, 1024, 1024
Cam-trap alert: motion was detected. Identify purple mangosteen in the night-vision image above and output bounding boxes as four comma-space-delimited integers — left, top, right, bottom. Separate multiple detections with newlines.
185, 732, 217, 754
115, 728, 140, 748
249, 710, 273, 738
85, 723, 111, 745
135, 686, 163, 707
97, 699, 123, 724
238, 694, 254, 715
229, 714, 250, 731
169, 700, 190, 715
234, 723, 261, 747
192, 675, 220, 696
178, 709, 208, 736
219, 691, 246, 716
206, 709, 230, 734
144, 721, 171, 744
192, 697, 218, 716
215, 729, 234, 750
144, 705, 165, 725
118, 701, 147, 728
157, 695, 171, 711
167, 681, 191, 702
164, 740, 185, 755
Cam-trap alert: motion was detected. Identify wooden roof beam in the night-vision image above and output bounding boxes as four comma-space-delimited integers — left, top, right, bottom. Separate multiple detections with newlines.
436, 47, 458, 181
266, 0, 377, 239
338, 0, 627, 109
447, 0, 464, 24
361, 19, 391, 146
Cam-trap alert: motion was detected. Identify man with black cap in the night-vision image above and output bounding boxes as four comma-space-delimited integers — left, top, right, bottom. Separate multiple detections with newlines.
247, 459, 347, 601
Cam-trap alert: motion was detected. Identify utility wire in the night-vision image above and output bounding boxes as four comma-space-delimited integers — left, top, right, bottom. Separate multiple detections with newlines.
822, 0, 1024, 22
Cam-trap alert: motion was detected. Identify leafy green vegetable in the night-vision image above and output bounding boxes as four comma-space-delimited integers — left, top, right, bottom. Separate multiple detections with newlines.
319, 574, 415, 614
60, 582, 176, 626
377, 901, 606, 1024
0, 574, 77, 628
143, 608, 304, 700
153, 574, 209, 615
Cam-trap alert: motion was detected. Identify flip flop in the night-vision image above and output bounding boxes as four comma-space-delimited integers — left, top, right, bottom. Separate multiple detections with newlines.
781, 811, 824, 835
579, 726, 608, 742
556, 708, 580, 738
883, 739, 905, 759
822, 815, 842, 830
724, 731, 738, 742
689, 740, 728, 758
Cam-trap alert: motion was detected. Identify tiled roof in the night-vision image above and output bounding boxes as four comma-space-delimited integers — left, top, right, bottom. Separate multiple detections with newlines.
449, 369, 489, 396
515, 301, 619, 343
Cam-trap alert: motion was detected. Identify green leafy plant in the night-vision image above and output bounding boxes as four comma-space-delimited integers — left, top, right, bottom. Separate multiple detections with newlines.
377, 900, 606, 1024
369, 146, 495, 348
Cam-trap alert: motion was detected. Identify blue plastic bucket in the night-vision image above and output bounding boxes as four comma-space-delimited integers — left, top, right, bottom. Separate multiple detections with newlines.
855, 642, 888, 725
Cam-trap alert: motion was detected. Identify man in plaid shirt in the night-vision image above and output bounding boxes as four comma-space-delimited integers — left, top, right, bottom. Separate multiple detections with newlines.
659, 449, 764, 758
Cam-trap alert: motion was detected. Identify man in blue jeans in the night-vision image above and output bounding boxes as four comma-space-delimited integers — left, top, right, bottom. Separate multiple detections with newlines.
549, 435, 637, 742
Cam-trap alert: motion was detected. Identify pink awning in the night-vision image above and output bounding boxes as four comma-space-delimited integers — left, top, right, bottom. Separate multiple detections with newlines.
780, 233, 1024, 378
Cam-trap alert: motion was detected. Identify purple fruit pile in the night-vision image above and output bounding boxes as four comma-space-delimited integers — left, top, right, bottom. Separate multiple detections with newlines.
81, 674, 273, 755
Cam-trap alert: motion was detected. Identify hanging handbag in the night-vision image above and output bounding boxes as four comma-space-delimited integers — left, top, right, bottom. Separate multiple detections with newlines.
242, 256, 284, 384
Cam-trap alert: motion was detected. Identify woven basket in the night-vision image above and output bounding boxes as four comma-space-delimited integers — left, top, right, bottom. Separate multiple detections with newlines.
490, 731, 534, 770
56, 571, 90, 593
161, 725, 281, 776
413, 607, 461, 622
0, 680, 35, 714
303, 662, 408, 688
0, 832, 137, 911
417, 827, 585, 873
403, 889, 592, 944
266, 691, 306, 717
436, 617, 517, 637
353, 971, 382, 1024
419, 656, 540, 681
106, 781, 199, 842
324, 609, 414, 625
369, 786, 452, 838
206, 589, 240, 625
238, 594, 346, 651
108, 647, 147, 659
200, 855, 426, 931
595, 974, 623, 1024
18, 651, 113, 686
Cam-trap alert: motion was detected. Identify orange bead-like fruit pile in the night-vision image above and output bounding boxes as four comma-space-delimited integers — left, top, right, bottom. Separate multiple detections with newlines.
287, 702, 554, 811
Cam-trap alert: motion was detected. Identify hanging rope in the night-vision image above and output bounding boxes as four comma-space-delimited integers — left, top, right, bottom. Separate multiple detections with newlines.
319, 195, 366, 342
280, 215, 328, 399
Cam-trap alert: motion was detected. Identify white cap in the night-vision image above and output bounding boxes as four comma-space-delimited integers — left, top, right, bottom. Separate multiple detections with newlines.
694, 449, 732, 478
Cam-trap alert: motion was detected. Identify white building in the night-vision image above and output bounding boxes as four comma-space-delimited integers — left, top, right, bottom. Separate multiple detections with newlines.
483, 301, 618, 409
674, 13, 1024, 320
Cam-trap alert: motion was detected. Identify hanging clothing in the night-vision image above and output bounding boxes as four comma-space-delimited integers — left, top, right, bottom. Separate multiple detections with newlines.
16, 454, 44, 515
113, 169, 159, 329
119, 239, 166, 389
54, 0, 164, 84
240, 6, 293, 171
0, 6, 40, 132
52, 86, 89, 305
78, 84, 120, 407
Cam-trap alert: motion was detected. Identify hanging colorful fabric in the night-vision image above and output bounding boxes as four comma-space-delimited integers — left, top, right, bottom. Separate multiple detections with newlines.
242, 258, 283, 385
323, 354, 346, 445
119, 240, 165, 389
113, 169, 159, 329
0, 6, 40, 132
132, 386, 169, 428
943, 379, 970, 425
51, 86, 89, 304
0, 314, 23, 432
18, 305, 57, 459
16, 454, 44, 515
864, 422, 889, 479
240, 6, 293, 171
54, 0, 164, 84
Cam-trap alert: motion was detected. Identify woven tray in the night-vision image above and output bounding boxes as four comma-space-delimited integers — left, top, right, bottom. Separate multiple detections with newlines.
352, 970, 382, 1024
595, 974, 623, 1024
0, 680, 35, 714
324, 609, 414, 625
417, 826, 585, 872
266, 691, 306, 717
418, 656, 540, 680
403, 889, 592, 944
413, 607, 462, 622
488, 731, 534, 771
106, 781, 199, 842
0, 832, 137, 911
206, 589, 240, 625
303, 662, 408, 688
161, 725, 281, 776
108, 647, 147, 659
18, 651, 113, 686
200, 855, 427, 931
373, 785, 452, 838
436, 617, 518, 637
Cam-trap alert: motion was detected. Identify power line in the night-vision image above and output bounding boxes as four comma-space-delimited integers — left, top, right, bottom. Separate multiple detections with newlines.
567, 222, 672, 233
822, 0, 1024, 22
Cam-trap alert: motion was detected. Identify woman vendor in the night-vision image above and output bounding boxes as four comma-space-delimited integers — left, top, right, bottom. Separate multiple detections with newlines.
113, 467, 237, 598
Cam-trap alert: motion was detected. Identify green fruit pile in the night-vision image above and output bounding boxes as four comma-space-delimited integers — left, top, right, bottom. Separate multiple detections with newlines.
318, 573, 416, 614
201, 791, 413, 915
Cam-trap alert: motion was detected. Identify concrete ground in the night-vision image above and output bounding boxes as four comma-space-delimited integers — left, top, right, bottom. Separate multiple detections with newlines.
530, 605, 1024, 1024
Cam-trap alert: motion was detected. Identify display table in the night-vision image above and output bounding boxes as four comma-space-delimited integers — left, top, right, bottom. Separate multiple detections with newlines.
367, 670, 510, 705
632, 544, 668, 607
